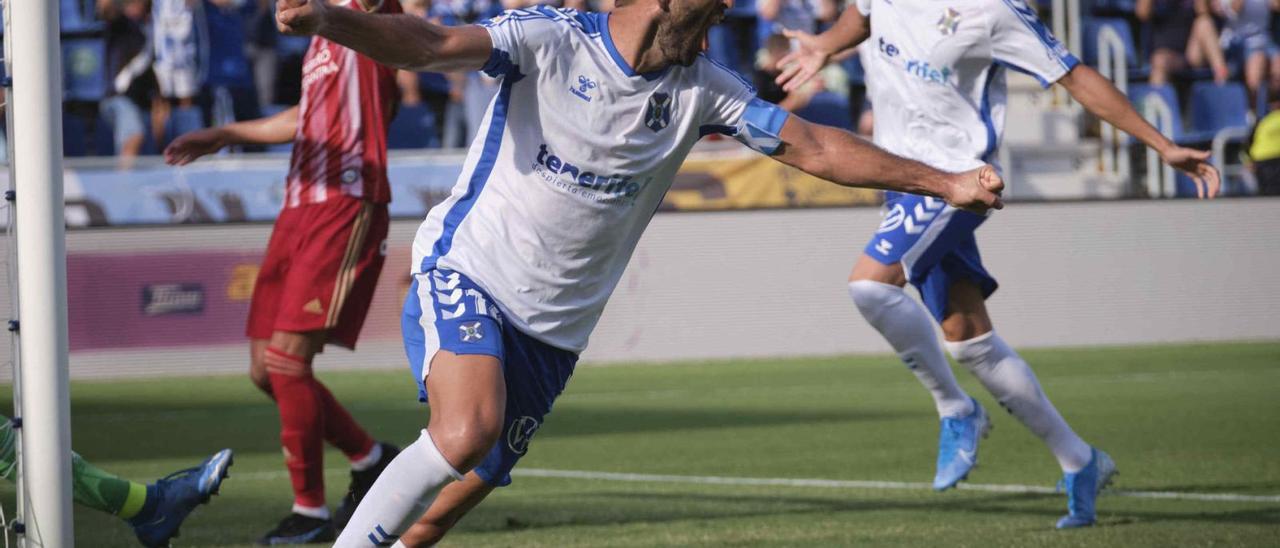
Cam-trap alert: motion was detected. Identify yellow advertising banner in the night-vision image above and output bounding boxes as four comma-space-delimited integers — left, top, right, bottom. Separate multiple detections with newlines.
662, 149, 883, 211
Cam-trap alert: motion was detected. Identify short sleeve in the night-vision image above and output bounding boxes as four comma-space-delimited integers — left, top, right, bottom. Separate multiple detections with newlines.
988, 0, 1079, 88
855, 0, 873, 16
698, 58, 791, 156
477, 7, 566, 78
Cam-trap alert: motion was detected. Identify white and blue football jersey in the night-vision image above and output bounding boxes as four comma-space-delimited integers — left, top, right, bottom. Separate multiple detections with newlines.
411, 7, 790, 352
855, 0, 1078, 172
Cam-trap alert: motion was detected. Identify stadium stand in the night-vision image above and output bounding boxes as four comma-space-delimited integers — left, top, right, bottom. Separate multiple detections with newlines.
0, 0, 1274, 198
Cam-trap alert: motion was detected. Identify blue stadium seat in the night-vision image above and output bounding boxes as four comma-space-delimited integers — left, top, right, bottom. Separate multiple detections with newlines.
388, 104, 438, 150
1187, 81, 1253, 196
1127, 83, 1182, 141
1083, 18, 1139, 67
795, 92, 853, 131
1188, 81, 1250, 138
1126, 84, 1204, 197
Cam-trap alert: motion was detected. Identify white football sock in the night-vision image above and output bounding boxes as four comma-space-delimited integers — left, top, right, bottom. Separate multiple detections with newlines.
849, 280, 973, 418
351, 442, 383, 472
945, 331, 1093, 473
335, 430, 463, 547
292, 503, 330, 520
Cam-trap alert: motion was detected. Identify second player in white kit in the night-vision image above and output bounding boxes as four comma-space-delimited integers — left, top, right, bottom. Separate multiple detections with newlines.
776, 0, 1221, 530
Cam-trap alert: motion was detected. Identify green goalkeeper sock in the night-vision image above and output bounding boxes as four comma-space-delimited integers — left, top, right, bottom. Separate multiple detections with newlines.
72, 452, 150, 519
0, 416, 150, 519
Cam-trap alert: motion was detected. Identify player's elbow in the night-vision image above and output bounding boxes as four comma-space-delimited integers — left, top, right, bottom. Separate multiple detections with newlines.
400, 26, 455, 71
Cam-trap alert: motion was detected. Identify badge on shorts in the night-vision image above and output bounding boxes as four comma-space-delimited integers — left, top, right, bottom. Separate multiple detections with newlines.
459, 321, 484, 342
507, 416, 540, 455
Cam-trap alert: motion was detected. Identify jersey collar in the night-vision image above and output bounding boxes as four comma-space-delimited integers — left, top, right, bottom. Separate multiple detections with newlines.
597, 12, 669, 82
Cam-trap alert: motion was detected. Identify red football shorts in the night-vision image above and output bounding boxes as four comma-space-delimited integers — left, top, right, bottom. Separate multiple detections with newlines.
246, 196, 389, 349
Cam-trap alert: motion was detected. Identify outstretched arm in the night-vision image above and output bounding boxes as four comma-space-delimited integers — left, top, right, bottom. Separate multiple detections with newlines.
1058, 64, 1221, 197
775, 6, 871, 92
772, 115, 1005, 213
275, 0, 493, 72
164, 106, 299, 165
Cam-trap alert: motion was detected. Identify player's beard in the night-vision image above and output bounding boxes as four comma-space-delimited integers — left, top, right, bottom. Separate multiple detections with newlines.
655, 1, 724, 67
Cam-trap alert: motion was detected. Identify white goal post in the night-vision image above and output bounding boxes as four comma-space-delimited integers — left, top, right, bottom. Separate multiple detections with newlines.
3, 0, 75, 545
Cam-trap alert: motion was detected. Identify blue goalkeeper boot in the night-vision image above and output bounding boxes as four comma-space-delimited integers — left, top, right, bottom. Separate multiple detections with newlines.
933, 398, 991, 491
1056, 448, 1118, 529
131, 448, 234, 547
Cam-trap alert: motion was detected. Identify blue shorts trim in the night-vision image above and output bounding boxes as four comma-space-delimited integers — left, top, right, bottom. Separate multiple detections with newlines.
863, 193, 998, 322
401, 268, 578, 487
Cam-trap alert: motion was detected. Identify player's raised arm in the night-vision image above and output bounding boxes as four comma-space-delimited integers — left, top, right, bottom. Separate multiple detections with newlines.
771, 114, 1005, 213
275, 0, 493, 73
164, 105, 300, 165
775, 3, 871, 92
1057, 65, 1221, 198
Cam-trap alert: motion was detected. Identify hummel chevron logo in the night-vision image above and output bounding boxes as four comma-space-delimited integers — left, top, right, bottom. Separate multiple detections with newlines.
914, 203, 937, 222
904, 216, 925, 235
904, 197, 947, 234
441, 304, 466, 320
435, 288, 463, 306
432, 271, 462, 290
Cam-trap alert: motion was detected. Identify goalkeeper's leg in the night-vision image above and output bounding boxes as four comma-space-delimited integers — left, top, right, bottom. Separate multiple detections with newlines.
0, 416, 146, 518
0, 415, 232, 546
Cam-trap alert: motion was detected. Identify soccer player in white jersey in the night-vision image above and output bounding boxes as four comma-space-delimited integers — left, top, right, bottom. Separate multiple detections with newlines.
274, 0, 1005, 544
774, 0, 1221, 529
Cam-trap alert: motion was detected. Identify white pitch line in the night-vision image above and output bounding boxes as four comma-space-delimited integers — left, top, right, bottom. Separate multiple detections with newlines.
232, 467, 1280, 504
508, 469, 1280, 504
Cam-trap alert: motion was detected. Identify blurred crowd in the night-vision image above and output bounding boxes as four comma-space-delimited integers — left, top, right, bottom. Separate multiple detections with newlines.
0, 0, 874, 167
0, 0, 1277, 194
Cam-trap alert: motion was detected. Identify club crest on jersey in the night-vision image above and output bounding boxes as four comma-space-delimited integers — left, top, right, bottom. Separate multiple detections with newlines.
571, 75, 598, 102
937, 7, 961, 36
645, 92, 672, 132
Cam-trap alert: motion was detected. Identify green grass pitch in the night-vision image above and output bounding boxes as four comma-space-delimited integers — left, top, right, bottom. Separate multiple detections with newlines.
2, 341, 1278, 546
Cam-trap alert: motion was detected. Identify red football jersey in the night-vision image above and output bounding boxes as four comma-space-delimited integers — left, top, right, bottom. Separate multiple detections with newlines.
285, 0, 401, 208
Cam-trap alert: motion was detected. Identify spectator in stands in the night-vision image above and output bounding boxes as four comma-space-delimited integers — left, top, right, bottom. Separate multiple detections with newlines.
755, 33, 821, 112
758, 0, 836, 37
1137, 0, 1230, 86
99, 0, 157, 168
247, 0, 278, 109
1249, 102, 1280, 193
1213, 0, 1280, 107
151, 0, 206, 143
396, 0, 451, 147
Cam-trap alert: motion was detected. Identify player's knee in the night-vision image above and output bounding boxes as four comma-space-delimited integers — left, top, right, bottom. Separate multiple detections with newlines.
940, 320, 984, 343
429, 414, 503, 472
848, 279, 906, 322
849, 256, 906, 286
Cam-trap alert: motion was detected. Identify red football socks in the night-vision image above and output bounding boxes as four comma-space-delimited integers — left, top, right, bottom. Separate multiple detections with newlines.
265, 346, 375, 509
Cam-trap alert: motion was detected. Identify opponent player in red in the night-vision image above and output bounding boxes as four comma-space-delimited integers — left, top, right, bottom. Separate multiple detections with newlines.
164, 0, 403, 542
